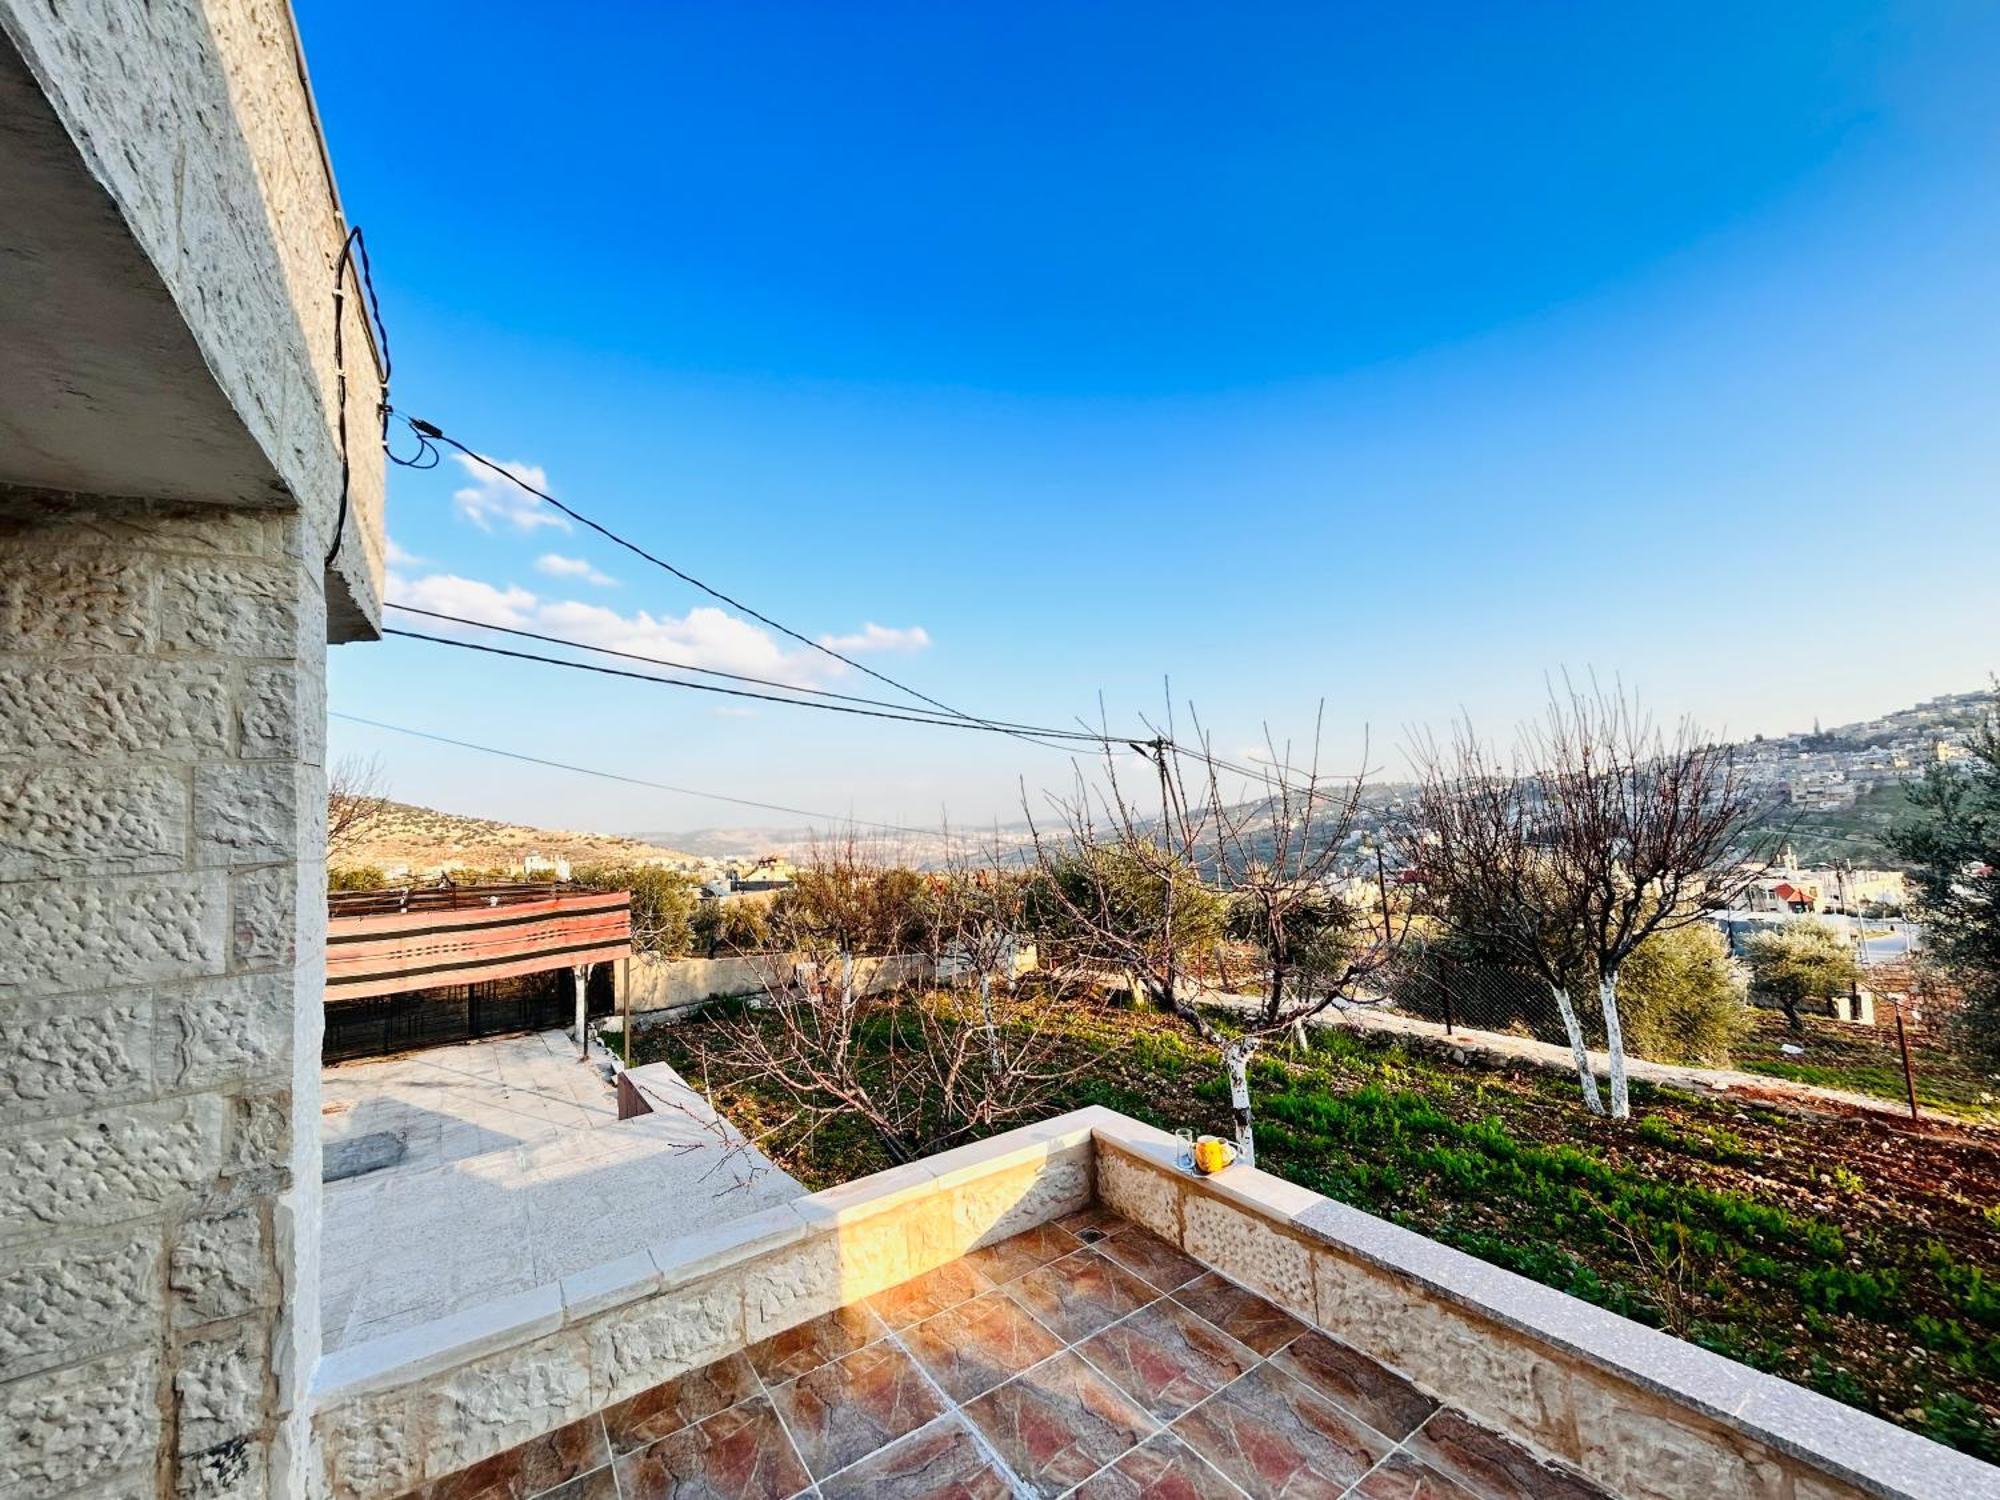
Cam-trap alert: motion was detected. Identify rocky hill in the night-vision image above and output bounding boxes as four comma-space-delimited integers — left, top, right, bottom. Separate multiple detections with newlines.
335, 800, 696, 876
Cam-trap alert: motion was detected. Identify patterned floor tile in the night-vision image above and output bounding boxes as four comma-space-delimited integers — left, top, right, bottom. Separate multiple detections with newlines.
864, 1259, 997, 1329
1403, 1409, 1611, 1500
1077, 1299, 1259, 1423
1005, 1249, 1158, 1342
1057, 1206, 1135, 1240
426, 1415, 610, 1499
902, 1289, 1065, 1402
961, 1351, 1157, 1499
1269, 1333, 1437, 1442
1343, 1450, 1482, 1500
1170, 1364, 1393, 1500
1094, 1228, 1208, 1294
1171, 1275, 1306, 1357
613, 1398, 810, 1500
603, 1355, 760, 1454
767, 1339, 947, 1479
962, 1222, 1081, 1285
525, 1467, 620, 1500
816, 1416, 1014, 1500
1072, 1431, 1246, 1500
747, 1305, 888, 1384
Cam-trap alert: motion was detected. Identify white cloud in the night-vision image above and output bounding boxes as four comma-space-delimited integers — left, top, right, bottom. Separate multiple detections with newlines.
387, 571, 537, 629
535, 553, 616, 587
818, 622, 932, 655
450, 452, 570, 533
385, 535, 426, 567
387, 569, 935, 694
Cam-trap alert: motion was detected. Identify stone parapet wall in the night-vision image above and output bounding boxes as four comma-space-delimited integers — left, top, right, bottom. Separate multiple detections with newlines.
0, 493, 329, 1500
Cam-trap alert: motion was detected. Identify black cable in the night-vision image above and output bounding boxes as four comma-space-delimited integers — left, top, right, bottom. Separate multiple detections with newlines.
393, 412, 1091, 755
329, 712, 950, 837
384, 627, 1121, 741
325, 226, 394, 570
383, 602, 1141, 734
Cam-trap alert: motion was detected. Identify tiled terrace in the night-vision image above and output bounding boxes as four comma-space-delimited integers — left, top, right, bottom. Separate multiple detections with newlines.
392, 1209, 1607, 1500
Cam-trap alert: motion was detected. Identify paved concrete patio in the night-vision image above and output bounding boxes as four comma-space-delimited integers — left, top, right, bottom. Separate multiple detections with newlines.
320, 1033, 803, 1352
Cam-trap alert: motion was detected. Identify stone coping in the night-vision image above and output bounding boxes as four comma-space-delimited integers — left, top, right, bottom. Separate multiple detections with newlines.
1089, 1113, 2000, 1500
313, 1107, 2000, 1500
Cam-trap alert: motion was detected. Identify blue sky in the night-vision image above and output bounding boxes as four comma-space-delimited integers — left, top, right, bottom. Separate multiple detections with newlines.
302, 2, 2000, 837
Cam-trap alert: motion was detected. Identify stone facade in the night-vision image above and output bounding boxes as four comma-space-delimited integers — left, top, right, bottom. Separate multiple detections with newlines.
0, 495, 331, 1500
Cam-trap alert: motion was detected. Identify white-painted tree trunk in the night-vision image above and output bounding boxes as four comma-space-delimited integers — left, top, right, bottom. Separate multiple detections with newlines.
1551, 986, 1605, 1116
1224, 1040, 1257, 1167
1598, 970, 1630, 1119
978, 971, 1002, 1073
573, 962, 592, 1060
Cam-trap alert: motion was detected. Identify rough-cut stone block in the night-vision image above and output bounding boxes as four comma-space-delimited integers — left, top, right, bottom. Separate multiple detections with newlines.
178, 1435, 267, 1500
159, 559, 300, 657
315, 1389, 421, 1500
1569, 1371, 1787, 1500
0, 1348, 161, 1499
159, 972, 293, 1089
0, 763, 187, 878
0, 872, 227, 996
194, 763, 299, 867
586, 1275, 743, 1401
0, 549, 152, 652
173, 1209, 274, 1327
177, 1321, 269, 1455
1097, 1146, 1183, 1240
0, 989, 154, 1119
236, 665, 309, 759
948, 1145, 1092, 1250
0, 1231, 160, 1381
1182, 1193, 1314, 1321
226, 1090, 293, 1177
422, 1331, 594, 1478
0, 1095, 223, 1244
230, 866, 297, 970
0, 658, 232, 759
741, 1235, 843, 1343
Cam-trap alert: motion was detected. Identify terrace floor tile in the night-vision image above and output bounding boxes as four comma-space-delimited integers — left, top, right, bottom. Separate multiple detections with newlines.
1095, 1227, 1209, 1294
746, 1305, 888, 1385
1171, 1275, 1307, 1357
424, 1414, 610, 1500
1005, 1249, 1159, 1343
961, 1351, 1157, 1499
1170, 1363, 1393, 1500
902, 1289, 1065, 1402
603, 1355, 760, 1455
1077, 1299, 1260, 1423
612, 1397, 810, 1500
1270, 1333, 1438, 1443
961, 1222, 1082, 1285
767, 1338, 947, 1480
864, 1259, 997, 1329
815, 1416, 1014, 1500
1071, 1431, 1247, 1500
1343, 1449, 1482, 1500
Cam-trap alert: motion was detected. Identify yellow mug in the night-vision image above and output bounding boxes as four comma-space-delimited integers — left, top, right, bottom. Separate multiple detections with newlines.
1192, 1136, 1238, 1175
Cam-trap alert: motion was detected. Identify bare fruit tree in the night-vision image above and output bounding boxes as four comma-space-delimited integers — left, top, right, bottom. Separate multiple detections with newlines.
1027, 715, 1402, 1165
918, 852, 1032, 1073
690, 835, 1077, 1166
326, 754, 391, 860
1405, 681, 1768, 1119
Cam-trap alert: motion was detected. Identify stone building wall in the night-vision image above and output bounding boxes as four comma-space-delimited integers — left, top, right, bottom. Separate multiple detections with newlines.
0, 489, 330, 1500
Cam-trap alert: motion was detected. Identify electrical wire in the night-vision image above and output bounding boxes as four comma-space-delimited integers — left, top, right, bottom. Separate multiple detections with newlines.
391, 411, 1099, 756
324, 226, 393, 571
384, 602, 1116, 731
384, 627, 1123, 741
329, 712, 953, 837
